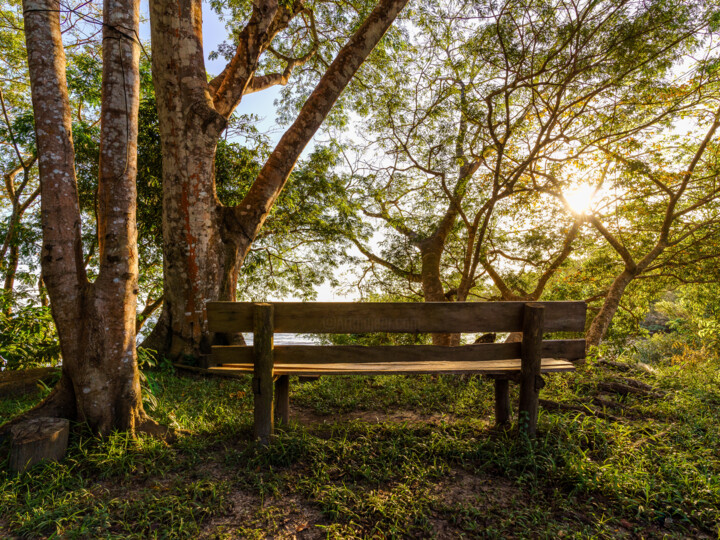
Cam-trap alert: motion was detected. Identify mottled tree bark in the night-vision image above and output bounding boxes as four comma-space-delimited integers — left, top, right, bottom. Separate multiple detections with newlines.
146, 0, 410, 360
2, 0, 163, 436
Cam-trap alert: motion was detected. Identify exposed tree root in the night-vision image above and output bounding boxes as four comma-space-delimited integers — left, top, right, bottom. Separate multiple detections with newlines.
597, 380, 665, 398
592, 395, 629, 412
596, 360, 636, 372
0, 374, 76, 441
539, 399, 623, 422
617, 377, 659, 392
174, 363, 247, 380
1, 374, 177, 444
137, 415, 179, 443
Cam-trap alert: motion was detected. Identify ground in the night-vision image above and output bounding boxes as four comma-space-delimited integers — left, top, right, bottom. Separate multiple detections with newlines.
0, 355, 719, 538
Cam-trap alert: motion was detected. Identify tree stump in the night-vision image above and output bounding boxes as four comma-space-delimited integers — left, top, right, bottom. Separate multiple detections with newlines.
9, 417, 69, 472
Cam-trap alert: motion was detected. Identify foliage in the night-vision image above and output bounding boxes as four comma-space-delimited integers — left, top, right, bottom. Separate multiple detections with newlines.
237, 145, 362, 301
620, 284, 720, 366
330, 0, 718, 315
0, 298, 59, 370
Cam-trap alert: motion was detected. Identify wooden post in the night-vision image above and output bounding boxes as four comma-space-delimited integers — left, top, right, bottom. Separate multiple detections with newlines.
519, 303, 544, 438
253, 303, 274, 445
494, 378, 511, 426
275, 375, 290, 425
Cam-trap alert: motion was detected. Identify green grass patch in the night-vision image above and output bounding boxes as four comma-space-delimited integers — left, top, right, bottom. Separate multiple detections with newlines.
1, 356, 719, 537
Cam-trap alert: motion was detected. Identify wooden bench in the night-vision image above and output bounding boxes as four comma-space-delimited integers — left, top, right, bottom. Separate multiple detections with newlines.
207, 301, 586, 443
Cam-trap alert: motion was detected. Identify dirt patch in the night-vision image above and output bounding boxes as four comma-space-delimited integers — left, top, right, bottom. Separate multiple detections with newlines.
200, 493, 328, 539
291, 405, 467, 428
434, 467, 523, 509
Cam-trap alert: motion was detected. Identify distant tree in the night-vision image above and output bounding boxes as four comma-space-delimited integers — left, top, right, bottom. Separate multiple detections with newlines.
341, 0, 710, 345
555, 105, 720, 346
0, 0, 38, 309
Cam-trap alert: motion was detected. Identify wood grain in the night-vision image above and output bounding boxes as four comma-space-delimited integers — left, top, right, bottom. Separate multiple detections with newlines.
212, 339, 585, 366
9, 417, 69, 472
253, 304, 274, 445
494, 378, 511, 425
275, 375, 290, 425
207, 301, 586, 334
209, 358, 574, 376
519, 303, 544, 438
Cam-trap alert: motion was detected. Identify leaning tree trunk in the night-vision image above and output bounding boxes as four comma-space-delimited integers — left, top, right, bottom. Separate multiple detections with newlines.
586, 269, 636, 347
3, 244, 19, 308
2, 0, 163, 437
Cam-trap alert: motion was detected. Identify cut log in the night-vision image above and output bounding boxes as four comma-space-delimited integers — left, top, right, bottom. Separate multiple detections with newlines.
9, 417, 69, 472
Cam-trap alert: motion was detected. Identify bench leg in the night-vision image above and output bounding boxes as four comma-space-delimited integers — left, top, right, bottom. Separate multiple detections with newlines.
494, 378, 511, 426
254, 374, 274, 444
254, 304, 275, 445
519, 303, 544, 438
275, 375, 290, 425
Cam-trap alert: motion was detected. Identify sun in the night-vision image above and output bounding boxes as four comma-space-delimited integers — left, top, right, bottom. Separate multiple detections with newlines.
563, 183, 596, 215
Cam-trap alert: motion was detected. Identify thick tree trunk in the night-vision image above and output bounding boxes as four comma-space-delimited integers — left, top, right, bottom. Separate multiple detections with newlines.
586, 269, 635, 347
144, 0, 232, 358
146, 0, 409, 360
3, 0, 164, 437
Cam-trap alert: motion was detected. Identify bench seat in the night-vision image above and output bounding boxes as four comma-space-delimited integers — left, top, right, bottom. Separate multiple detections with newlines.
210, 358, 574, 376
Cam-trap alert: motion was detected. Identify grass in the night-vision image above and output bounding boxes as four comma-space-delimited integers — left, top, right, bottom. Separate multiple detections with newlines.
1, 354, 719, 538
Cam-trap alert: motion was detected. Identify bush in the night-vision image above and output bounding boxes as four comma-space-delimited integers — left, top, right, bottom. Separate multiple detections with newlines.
0, 301, 60, 370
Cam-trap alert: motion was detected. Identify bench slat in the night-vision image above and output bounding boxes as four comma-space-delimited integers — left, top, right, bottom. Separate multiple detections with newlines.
211, 339, 585, 365
207, 301, 586, 334
209, 358, 575, 376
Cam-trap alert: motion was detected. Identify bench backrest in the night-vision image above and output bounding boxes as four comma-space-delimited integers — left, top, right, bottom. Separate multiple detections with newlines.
207, 301, 587, 364
208, 301, 586, 334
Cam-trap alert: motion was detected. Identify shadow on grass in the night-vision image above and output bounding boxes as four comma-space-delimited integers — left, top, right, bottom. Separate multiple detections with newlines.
0, 363, 718, 538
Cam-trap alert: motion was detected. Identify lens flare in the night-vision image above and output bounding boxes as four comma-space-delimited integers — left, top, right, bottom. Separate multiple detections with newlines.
564, 184, 596, 214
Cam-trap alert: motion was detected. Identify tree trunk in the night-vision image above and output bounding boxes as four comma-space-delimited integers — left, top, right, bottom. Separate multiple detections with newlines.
144, 0, 242, 358
586, 269, 635, 347
419, 240, 460, 346
2, 0, 165, 437
2, 243, 19, 313
146, 0, 410, 360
